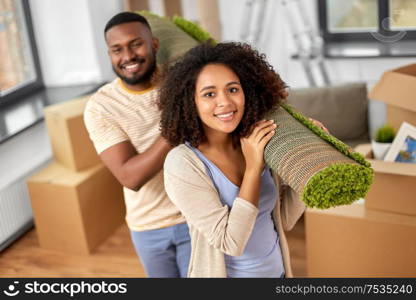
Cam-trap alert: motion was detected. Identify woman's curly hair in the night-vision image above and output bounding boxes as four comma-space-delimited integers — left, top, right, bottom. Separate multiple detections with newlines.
158, 42, 287, 147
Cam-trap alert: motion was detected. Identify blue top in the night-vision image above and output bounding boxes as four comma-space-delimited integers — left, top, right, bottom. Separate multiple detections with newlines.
187, 143, 285, 278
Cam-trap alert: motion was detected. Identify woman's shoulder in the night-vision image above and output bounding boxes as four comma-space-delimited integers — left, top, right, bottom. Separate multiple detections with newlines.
164, 144, 216, 189
167, 143, 191, 156
165, 144, 204, 172
166, 144, 194, 162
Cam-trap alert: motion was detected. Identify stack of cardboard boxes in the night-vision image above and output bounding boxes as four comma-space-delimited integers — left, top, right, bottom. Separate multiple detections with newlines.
27, 96, 125, 255
305, 64, 416, 277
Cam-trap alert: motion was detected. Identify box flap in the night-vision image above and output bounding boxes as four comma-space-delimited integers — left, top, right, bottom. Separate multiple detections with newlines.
43, 96, 91, 120
369, 159, 416, 176
307, 203, 416, 226
354, 144, 372, 156
28, 162, 103, 186
369, 64, 416, 112
355, 143, 416, 176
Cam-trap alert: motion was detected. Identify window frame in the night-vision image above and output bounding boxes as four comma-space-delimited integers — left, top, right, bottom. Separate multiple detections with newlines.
318, 0, 416, 42
0, 0, 43, 107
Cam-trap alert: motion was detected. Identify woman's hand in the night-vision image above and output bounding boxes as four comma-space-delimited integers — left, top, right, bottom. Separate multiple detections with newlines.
240, 120, 277, 171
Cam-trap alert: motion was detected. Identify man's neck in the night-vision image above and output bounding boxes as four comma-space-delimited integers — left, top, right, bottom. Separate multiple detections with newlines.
119, 79, 152, 93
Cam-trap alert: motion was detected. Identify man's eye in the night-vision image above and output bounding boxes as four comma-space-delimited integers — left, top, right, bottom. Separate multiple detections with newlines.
112, 49, 121, 54
132, 42, 142, 48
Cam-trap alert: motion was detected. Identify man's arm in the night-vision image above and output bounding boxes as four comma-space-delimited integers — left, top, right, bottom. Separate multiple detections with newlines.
99, 136, 172, 191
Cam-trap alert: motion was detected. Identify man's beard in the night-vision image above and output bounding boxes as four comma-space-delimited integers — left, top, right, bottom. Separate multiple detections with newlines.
114, 55, 157, 86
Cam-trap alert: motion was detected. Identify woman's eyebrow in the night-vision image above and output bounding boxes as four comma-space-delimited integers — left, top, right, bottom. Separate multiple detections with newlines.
199, 81, 241, 93
199, 85, 215, 92
226, 81, 241, 86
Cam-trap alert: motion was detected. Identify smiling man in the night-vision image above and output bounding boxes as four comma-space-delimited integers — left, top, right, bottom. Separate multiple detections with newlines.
83, 12, 191, 278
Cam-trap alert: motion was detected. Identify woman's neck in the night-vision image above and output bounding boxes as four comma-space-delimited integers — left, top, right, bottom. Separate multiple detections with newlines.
198, 131, 236, 154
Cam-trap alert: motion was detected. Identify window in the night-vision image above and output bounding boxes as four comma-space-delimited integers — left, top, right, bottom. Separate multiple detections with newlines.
318, 0, 416, 42
0, 0, 42, 106
390, 0, 416, 29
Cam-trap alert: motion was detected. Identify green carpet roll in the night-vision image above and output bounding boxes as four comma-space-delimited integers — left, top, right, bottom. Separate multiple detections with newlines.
264, 104, 374, 209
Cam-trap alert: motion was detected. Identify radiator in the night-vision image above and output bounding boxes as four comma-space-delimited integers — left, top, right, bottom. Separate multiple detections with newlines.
0, 121, 52, 252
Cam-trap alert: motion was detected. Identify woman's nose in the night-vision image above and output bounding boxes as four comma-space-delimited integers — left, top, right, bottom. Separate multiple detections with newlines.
216, 92, 231, 107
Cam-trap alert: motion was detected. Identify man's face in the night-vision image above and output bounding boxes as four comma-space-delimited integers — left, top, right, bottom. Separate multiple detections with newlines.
105, 22, 159, 86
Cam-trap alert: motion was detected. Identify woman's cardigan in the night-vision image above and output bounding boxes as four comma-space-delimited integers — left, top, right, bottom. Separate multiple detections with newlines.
164, 144, 306, 277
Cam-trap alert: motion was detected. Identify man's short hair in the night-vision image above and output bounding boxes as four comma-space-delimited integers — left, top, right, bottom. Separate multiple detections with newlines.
104, 12, 151, 35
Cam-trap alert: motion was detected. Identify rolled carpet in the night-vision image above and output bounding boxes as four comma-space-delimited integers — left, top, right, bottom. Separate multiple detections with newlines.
264, 104, 374, 209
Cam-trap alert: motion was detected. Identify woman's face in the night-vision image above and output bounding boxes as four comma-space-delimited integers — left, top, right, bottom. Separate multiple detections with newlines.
194, 63, 245, 136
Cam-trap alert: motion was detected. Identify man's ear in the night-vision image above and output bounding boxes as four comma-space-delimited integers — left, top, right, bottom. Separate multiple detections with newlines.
152, 37, 160, 52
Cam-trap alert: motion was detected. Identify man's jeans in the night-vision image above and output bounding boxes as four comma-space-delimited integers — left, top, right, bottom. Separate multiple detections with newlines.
130, 222, 191, 278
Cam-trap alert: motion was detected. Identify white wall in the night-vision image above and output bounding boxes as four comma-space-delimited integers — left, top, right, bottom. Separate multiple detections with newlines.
219, 0, 306, 87
29, 0, 415, 97
218, 0, 415, 89
181, 0, 198, 22
29, 0, 123, 87
86, 0, 125, 83
28, 0, 187, 87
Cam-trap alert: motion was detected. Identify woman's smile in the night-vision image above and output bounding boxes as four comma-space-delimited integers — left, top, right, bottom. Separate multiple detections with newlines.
214, 110, 237, 122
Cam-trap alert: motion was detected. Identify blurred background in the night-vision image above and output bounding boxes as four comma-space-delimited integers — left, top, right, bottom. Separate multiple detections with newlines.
1, 0, 415, 277
2, 0, 416, 93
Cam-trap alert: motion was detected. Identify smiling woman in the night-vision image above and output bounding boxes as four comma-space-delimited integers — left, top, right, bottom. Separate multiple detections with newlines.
158, 42, 305, 278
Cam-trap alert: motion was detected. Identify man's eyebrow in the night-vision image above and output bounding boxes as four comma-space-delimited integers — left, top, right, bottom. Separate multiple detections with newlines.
109, 37, 143, 48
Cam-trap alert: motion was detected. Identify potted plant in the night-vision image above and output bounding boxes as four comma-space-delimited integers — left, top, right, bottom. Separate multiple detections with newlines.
372, 124, 395, 160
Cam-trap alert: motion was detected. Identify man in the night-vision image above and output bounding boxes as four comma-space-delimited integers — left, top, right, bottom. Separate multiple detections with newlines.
84, 12, 191, 278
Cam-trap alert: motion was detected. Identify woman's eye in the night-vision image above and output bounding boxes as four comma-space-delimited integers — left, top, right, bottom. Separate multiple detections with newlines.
203, 92, 215, 98
229, 87, 238, 93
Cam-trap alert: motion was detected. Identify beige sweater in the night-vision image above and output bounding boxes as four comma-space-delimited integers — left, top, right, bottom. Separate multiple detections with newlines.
164, 144, 305, 278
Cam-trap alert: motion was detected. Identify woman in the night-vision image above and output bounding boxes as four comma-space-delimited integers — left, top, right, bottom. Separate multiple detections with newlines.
158, 42, 305, 278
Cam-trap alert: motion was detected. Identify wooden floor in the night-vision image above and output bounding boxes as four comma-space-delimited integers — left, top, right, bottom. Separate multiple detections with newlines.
0, 225, 145, 278
0, 217, 306, 278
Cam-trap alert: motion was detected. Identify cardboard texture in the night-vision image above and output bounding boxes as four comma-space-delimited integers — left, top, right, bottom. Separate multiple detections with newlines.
28, 162, 125, 255
386, 105, 416, 130
44, 96, 100, 171
355, 144, 416, 216
305, 204, 416, 277
369, 63, 416, 131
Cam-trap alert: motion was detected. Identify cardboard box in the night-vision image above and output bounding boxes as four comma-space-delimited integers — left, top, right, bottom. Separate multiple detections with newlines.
305, 203, 416, 277
355, 143, 416, 216
44, 96, 101, 171
28, 162, 125, 255
369, 64, 416, 131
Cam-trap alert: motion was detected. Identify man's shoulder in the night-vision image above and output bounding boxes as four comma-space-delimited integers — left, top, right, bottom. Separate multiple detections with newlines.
85, 80, 119, 111
90, 79, 118, 100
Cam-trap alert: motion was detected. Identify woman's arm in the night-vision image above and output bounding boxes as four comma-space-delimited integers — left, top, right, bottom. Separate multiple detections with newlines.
164, 146, 259, 256
239, 120, 277, 206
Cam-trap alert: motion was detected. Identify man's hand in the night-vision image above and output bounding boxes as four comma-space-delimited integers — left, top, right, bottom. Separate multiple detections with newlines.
308, 118, 329, 134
